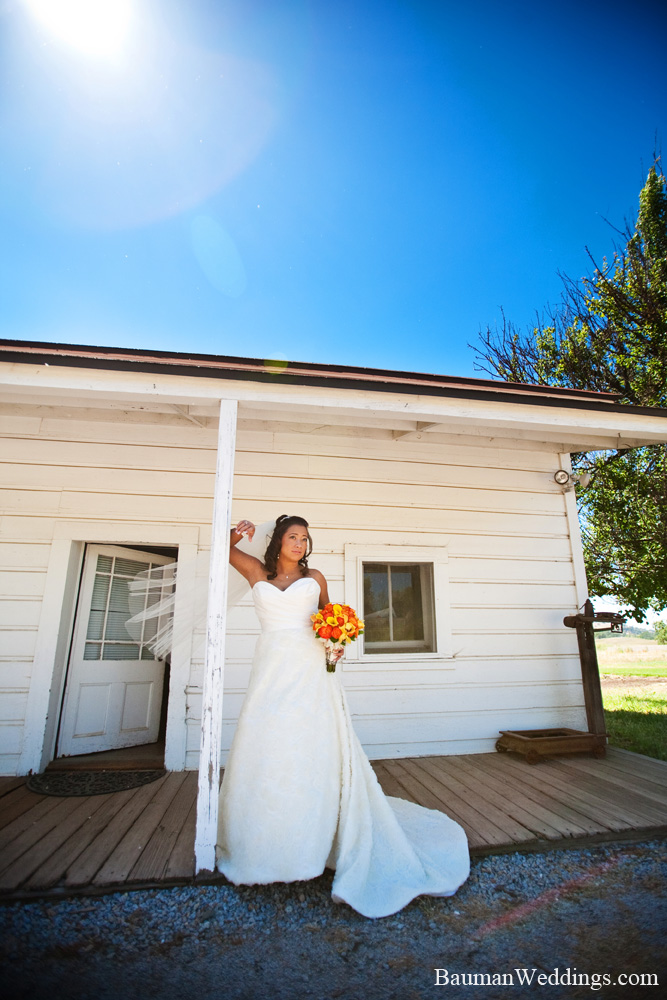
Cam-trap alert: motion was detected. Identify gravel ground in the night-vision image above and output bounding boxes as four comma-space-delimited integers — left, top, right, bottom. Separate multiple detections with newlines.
1, 838, 665, 1000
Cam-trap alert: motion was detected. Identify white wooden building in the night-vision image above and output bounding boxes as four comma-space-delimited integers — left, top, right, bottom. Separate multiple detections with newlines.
2, 339, 667, 827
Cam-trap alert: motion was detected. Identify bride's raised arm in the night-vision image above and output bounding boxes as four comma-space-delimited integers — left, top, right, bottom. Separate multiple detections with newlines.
229, 520, 266, 586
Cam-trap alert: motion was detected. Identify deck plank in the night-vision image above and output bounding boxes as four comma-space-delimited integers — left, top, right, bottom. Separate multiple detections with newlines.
0, 794, 113, 892
430, 754, 579, 841
408, 757, 535, 842
485, 753, 662, 829
130, 773, 198, 881
371, 763, 414, 802
481, 754, 629, 831
0, 748, 665, 901
559, 756, 667, 801
0, 778, 28, 799
0, 795, 75, 865
465, 754, 611, 837
93, 772, 189, 886
64, 778, 171, 887
475, 754, 620, 834
0, 785, 49, 830
23, 788, 144, 891
477, 753, 623, 831
527, 755, 667, 824
608, 747, 667, 775
379, 760, 485, 845
543, 761, 667, 824
164, 791, 197, 880
387, 758, 509, 847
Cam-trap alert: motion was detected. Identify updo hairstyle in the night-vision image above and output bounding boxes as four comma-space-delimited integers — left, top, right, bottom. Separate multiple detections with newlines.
264, 515, 313, 580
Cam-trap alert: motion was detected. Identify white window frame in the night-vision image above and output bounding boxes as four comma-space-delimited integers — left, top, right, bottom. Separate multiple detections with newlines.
343, 544, 452, 662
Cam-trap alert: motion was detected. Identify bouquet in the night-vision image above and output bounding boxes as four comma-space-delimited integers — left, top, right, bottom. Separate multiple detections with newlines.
311, 603, 365, 672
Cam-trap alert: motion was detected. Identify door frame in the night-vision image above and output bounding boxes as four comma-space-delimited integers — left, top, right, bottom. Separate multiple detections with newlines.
18, 521, 199, 775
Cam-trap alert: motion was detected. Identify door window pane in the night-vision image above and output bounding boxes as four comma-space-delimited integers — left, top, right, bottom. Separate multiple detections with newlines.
103, 642, 140, 660
86, 610, 105, 641
115, 557, 150, 577
90, 573, 110, 611
84, 553, 169, 662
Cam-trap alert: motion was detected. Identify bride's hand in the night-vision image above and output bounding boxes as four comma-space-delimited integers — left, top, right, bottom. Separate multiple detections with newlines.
234, 519, 256, 540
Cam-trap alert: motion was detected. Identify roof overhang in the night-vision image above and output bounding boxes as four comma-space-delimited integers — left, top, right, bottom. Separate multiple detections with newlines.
2, 339, 667, 452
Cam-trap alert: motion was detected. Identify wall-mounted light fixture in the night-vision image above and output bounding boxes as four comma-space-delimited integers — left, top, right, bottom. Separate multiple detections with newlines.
554, 470, 591, 490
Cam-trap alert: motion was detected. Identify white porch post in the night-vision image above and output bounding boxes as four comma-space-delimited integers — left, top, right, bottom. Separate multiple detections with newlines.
195, 398, 238, 873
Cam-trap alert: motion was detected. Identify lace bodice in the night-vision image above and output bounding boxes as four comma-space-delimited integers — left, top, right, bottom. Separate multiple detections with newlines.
252, 576, 320, 632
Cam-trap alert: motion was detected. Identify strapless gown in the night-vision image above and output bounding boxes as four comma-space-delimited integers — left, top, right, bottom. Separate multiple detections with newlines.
215, 576, 470, 918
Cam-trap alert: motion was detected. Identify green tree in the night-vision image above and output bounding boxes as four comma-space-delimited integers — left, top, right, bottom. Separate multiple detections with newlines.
473, 164, 667, 621
655, 621, 667, 644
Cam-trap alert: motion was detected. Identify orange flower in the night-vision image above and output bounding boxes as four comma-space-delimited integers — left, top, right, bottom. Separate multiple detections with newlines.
318, 625, 333, 639
331, 626, 342, 640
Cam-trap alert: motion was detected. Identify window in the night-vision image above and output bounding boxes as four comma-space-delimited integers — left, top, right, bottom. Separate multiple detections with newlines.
363, 563, 434, 654
344, 544, 451, 661
83, 553, 174, 661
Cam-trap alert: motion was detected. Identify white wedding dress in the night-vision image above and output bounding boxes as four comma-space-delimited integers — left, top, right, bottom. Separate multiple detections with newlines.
215, 576, 470, 919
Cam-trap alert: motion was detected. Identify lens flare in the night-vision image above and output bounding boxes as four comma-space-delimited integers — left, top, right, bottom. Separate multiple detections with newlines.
25, 0, 133, 59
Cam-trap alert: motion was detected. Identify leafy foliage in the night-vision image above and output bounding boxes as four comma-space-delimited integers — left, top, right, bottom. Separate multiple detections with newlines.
473, 164, 667, 620
655, 621, 667, 645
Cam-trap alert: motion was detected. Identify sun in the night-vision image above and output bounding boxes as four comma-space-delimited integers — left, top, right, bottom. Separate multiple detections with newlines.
25, 0, 133, 59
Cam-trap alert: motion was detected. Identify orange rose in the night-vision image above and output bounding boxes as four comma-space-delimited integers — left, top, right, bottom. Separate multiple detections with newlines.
331, 626, 342, 640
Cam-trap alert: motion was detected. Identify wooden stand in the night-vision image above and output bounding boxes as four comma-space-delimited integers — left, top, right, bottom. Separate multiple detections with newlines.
495, 727, 606, 765
494, 601, 623, 764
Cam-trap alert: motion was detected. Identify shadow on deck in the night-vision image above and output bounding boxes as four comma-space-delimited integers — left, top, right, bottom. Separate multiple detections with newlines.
1, 747, 665, 903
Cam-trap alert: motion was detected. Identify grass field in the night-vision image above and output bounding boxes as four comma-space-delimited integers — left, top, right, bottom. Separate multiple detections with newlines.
595, 636, 667, 761
596, 635, 667, 675
602, 685, 667, 761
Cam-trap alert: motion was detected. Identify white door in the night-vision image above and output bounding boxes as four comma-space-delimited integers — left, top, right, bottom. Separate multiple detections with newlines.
57, 545, 174, 757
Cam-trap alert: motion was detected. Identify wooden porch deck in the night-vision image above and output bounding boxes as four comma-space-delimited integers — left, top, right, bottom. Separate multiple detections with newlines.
1, 748, 666, 902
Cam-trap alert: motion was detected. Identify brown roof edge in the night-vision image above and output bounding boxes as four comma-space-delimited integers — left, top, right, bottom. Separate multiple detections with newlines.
0, 337, 617, 400
3, 337, 666, 418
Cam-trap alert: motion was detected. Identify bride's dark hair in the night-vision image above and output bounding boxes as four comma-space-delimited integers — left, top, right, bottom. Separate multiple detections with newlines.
264, 515, 313, 580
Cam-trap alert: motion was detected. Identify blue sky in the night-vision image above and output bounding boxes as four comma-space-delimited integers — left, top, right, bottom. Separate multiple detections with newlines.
1, 0, 665, 377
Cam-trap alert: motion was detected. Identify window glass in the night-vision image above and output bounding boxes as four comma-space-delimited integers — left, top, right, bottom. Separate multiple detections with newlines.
362, 562, 434, 654
84, 554, 165, 661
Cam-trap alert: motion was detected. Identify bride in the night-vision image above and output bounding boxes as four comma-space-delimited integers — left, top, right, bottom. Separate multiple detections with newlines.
215, 514, 470, 919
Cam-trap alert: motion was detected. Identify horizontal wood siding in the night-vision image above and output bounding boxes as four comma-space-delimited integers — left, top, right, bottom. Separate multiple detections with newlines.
193, 423, 583, 765
1, 408, 586, 773
0, 408, 219, 775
